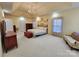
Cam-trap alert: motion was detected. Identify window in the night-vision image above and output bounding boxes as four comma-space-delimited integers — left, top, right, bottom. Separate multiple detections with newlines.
53, 18, 62, 33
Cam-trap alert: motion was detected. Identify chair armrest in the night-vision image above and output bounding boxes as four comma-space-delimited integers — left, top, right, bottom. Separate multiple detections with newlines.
75, 41, 79, 45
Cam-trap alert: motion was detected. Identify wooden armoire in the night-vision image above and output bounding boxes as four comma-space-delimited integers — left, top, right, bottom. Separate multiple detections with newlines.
1, 20, 18, 53
26, 23, 33, 31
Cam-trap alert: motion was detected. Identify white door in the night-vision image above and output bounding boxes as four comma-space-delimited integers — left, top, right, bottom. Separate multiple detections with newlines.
18, 17, 26, 32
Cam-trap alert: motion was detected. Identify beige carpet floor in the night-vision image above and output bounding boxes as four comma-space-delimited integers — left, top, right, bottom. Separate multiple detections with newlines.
3, 32, 79, 57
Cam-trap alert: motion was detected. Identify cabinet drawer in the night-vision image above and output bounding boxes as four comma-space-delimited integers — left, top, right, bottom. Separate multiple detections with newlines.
4, 36, 17, 49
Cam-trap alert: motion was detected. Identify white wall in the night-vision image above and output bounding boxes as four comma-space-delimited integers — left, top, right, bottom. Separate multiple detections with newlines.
0, 6, 3, 57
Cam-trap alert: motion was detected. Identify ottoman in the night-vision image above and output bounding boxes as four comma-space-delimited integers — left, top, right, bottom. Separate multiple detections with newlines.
24, 31, 33, 38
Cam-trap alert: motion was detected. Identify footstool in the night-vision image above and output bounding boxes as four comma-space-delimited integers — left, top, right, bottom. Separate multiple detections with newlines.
24, 31, 33, 38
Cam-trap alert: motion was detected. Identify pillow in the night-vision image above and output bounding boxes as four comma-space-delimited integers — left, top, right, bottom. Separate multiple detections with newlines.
71, 32, 79, 41
37, 27, 47, 30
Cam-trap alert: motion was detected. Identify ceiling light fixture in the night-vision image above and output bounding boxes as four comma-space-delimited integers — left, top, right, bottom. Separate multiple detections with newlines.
36, 16, 41, 21
52, 12, 60, 18
19, 16, 25, 21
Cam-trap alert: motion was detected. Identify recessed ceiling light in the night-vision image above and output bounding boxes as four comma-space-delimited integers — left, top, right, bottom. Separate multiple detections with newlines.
52, 12, 60, 18
19, 16, 25, 21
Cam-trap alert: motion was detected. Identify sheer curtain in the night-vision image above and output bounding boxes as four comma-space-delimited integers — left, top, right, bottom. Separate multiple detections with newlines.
52, 18, 63, 37
53, 19, 62, 33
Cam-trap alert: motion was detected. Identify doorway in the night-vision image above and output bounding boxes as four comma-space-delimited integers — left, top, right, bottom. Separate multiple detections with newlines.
18, 17, 26, 32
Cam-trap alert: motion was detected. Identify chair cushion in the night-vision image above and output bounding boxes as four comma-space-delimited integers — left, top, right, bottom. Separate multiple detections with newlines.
64, 35, 75, 44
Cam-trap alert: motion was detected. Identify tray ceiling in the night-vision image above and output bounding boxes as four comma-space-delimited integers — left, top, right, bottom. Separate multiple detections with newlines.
0, 2, 74, 18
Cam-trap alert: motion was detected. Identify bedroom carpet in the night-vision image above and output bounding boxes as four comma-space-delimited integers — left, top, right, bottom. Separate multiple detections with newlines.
3, 32, 79, 57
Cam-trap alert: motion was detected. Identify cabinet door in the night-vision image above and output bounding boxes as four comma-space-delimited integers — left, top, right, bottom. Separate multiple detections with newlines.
5, 36, 17, 49
26, 23, 33, 31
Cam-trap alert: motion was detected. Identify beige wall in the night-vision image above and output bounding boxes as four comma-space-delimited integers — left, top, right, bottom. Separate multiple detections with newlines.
10, 17, 33, 28
4, 7, 79, 35
48, 16, 52, 34
61, 8, 79, 35
12, 16, 49, 29
48, 8, 79, 35
0, 7, 3, 21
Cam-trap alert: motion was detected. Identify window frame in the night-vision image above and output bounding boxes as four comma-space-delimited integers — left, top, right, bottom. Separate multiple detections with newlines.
52, 17, 63, 33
